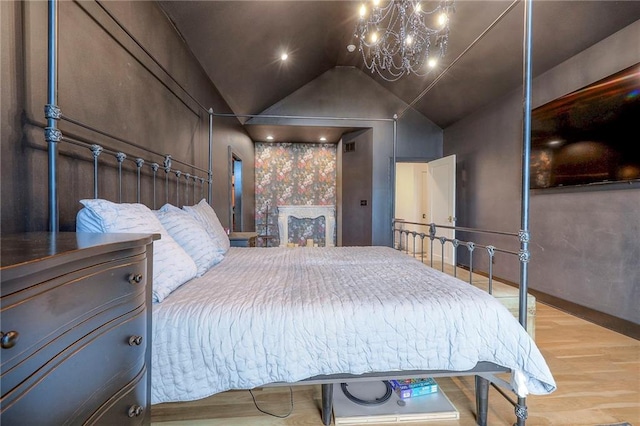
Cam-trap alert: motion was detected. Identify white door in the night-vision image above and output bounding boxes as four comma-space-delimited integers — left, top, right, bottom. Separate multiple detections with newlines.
424, 155, 456, 266
395, 163, 427, 250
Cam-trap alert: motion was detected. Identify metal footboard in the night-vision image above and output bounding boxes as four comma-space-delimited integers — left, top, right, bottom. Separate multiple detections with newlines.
393, 218, 530, 425
392, 219, 525, 297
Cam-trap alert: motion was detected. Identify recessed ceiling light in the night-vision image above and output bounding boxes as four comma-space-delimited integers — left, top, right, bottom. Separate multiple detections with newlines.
266, 135, 274, 141
281, 53, 288, 61
320, 137, 327, 142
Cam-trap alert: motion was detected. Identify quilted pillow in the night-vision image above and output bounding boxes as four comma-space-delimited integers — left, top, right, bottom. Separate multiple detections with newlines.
182, 199, 230, 254
76, 199, 197, 303
155, 204, 224, 276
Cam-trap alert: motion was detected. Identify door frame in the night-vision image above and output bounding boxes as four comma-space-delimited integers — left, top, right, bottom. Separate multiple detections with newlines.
394, 155, 456, 266
228, 147, 243, 232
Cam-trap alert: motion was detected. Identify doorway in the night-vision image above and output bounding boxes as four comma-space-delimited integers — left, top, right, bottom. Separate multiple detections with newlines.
395, 155, 456, 266
230, 150, 243, 232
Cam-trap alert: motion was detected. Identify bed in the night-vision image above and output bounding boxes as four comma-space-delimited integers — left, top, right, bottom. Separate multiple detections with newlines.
151, 244, 555, 405
74, 195, 555, 426
41, 0, 554, 424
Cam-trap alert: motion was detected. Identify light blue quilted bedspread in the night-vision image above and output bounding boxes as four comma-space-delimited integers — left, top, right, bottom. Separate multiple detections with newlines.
152, 246, 556, 404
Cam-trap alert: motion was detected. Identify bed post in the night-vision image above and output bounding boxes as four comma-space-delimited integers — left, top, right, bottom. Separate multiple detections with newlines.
321, 383, 333, 426
208, 108, 213, 204
475, 376, 490, 425
515, 0, 534, 424
391, 114, 398, 241
46, 0, 60, 232
519, 0, 533, 336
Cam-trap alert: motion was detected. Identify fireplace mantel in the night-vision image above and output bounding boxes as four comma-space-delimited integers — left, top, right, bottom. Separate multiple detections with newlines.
277, 205, 335, 247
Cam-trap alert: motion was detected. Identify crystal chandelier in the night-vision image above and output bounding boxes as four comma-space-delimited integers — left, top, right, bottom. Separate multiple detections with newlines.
355, 0, 455, 81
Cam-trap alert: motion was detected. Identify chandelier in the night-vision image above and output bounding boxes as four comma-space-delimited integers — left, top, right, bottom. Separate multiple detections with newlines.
354, 0, 455, 81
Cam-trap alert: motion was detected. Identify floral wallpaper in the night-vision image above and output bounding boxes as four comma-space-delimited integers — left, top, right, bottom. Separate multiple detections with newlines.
255, 143, 336, 247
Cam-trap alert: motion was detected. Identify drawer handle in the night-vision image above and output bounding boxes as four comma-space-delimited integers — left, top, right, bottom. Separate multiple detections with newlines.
127, 404, 144, 418
128, 335, 143, 346
1, 331, 19, 349
128, 273, 143, 285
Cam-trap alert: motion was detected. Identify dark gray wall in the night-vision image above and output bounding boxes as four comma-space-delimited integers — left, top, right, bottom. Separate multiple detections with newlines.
445, 21, 640, 325
341, 129, 373, 246
1, 1, 26, 232
248, 67, 443, 246
1, 1, 254, 234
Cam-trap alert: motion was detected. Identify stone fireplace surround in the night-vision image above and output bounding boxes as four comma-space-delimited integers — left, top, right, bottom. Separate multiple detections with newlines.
277, 205, 335, 247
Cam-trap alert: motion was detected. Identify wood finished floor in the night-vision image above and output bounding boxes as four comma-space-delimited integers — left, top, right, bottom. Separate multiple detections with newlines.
151, 268, 639, 425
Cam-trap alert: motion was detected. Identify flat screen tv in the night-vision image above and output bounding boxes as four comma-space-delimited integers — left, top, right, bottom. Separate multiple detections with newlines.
530, 63, 640, 189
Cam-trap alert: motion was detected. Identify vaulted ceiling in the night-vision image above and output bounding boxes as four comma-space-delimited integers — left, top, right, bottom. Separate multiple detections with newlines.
158, 1, 640, 142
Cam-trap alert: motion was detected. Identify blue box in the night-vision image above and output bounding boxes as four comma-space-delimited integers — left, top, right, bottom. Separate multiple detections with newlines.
389, 378, 438, 399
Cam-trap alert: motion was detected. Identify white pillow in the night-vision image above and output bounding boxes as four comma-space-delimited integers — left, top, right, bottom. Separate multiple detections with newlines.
76, 199, 197, 303
182, 199, 230, 254
155, 204, 224, 276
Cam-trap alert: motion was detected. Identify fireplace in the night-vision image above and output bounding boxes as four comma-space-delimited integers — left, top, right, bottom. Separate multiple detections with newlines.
277, 205, 335, 247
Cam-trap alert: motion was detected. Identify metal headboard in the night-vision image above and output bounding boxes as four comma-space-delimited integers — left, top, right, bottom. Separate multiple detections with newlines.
61, 135, 210, 210
44, 0, 214, 228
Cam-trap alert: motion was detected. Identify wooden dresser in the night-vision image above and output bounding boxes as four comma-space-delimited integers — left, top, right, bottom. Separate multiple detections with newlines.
0, 232, 156, 425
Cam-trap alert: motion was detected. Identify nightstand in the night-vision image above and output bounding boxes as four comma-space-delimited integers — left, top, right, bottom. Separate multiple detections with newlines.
229, 232, 258, 247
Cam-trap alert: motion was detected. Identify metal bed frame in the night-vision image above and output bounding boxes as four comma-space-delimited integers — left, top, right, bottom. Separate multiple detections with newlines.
297, 215, 533, 426
42, 0, 537, 424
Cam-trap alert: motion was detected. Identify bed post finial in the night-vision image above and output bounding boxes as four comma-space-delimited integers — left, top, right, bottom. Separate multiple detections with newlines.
135, 158, 145, 203
151, 163, 159, 209
192, 174, 198, 205
90, 144, 103, 158
428, 223, 436, 239
90, 144, 103, 199
164, 155, 172, 204
116, 152, 127, 203
208, 108, 213, 204
175, 170, 182, 206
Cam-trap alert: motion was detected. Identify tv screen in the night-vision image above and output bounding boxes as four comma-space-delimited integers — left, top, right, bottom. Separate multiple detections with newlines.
530, 63, 640, 189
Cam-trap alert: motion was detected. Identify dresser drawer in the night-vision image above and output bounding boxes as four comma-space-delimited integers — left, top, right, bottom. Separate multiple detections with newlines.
87, 366, 149, 425
0, 305, 147, 425
1, 253, 147, 392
